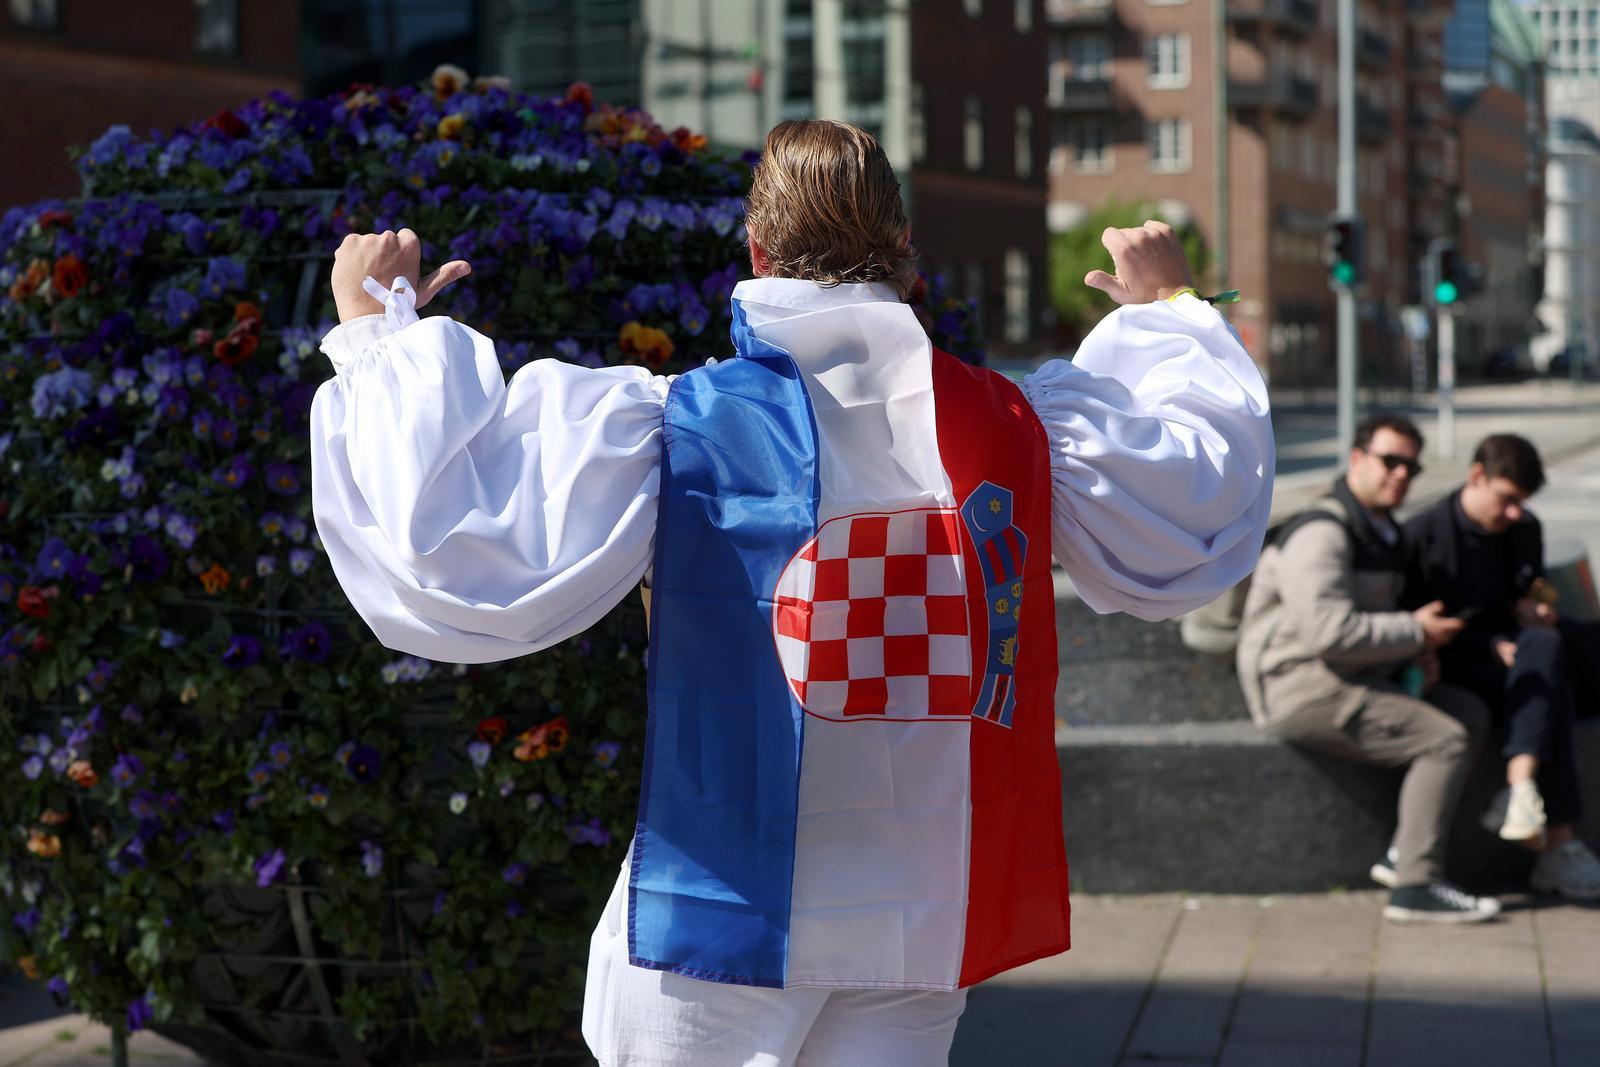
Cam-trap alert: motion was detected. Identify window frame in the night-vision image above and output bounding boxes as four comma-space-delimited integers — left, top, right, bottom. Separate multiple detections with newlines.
1145, 33, 1191, 90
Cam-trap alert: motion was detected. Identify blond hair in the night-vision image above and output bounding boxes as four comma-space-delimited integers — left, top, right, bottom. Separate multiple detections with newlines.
744, 120, 918, 299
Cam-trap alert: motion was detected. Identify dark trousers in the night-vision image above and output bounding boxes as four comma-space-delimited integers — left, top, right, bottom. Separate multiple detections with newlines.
1447, 626, 1582, 825
1557, 617, 1600, 719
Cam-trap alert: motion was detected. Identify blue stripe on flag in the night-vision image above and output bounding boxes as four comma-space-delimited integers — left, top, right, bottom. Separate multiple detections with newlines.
629, 304, 819, 987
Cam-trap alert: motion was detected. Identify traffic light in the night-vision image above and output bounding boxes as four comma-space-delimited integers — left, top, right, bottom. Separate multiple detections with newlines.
1326, 216, 1364, 288
1433, 243, 1461, 306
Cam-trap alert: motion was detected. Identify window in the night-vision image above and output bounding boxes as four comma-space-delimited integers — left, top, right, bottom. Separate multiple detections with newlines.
7, 0, 57, 28
1071, 120, 1110, 172
964, 260, 987, 327
912, 83, 928, 164
1068, 34, 1111, 80
965, 96, 984, 171
1048, 38, 1069, 103
194, 0, 237, 56
1015, 106, 1034, 179
1147, 118, 1191, 173
1146, 33, 1190, 88
1004, 249, 1031, 343
1015, 0, 1032, 32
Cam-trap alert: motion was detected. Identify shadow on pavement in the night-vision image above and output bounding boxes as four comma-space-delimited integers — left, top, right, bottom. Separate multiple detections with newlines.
0, 971, 73, 1032
951, 976, 1585, 1067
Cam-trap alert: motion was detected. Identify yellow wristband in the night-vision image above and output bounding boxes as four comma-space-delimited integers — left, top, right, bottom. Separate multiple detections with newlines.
1164, 287, 1200, 303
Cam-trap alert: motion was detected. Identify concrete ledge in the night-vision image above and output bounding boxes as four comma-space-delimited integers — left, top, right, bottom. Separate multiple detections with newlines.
1054, 587, 1248, 726
1056, 719, 1600, 893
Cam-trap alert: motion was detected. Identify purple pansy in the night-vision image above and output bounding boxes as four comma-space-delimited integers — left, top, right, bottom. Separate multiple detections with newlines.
254, 848, 286, 887
222, 634, 262, 669
110, 753, 144, 788
343, 744, 381, 783
126, 993, 154, 1033
281, 622, 331, 663
263, 463, 300, 495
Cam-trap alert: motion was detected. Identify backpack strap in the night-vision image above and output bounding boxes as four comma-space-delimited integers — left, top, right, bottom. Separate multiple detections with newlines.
1268, 499, 1350, 550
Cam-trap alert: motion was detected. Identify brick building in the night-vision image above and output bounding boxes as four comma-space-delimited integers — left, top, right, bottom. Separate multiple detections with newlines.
0, 0, 491, 211
640, 0, 1051, 359
1045, 0, 1466, 387
910, 0, 1050, 358
1444, 0, 1546, 375
0, 0, 297, 210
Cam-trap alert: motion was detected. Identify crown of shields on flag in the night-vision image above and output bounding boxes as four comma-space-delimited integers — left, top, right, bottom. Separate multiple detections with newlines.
770, 481, 1025, 727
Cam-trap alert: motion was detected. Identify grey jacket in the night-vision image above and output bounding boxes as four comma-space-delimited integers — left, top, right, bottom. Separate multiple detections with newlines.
1236, 481, 1425, 727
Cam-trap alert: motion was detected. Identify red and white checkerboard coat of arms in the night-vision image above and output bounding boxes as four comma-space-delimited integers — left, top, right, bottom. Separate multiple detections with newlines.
772, 507, 981, 721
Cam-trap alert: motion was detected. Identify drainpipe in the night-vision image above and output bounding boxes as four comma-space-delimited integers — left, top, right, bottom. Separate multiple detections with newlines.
1213, 0, 1229, 291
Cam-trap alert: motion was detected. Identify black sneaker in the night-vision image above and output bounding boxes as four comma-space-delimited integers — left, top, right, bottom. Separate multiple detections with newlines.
1369, 848, 1398, 889
1383, 882, 1501, 925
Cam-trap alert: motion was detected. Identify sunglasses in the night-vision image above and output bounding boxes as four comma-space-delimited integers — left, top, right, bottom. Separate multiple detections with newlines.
1367, 451, 1423, 477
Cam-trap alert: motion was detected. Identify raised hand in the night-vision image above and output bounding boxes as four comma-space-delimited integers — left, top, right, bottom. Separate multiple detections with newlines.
1083, 220, 1195, 306
331, 228, 472, 323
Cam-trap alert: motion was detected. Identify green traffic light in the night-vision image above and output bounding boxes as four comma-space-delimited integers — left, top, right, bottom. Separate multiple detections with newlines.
1434, 280, 1459, 304
1332, 261, 1355, 285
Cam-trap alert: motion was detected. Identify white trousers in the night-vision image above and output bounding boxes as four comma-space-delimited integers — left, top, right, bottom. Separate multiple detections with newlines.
582, 860, 968, 1066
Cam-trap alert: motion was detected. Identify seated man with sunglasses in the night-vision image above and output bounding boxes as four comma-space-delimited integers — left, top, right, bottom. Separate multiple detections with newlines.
1401, 434, 1600, 900
1237, 413, 1501, 923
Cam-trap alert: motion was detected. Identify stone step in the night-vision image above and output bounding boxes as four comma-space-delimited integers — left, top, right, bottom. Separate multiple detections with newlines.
1055, 718, 1600, 894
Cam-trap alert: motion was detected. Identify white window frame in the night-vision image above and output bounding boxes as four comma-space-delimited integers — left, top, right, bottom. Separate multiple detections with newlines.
964, 260, 987, 322
1015, 105, 1034, 179
964, 96, 984, 172
194, 0, 238, 56
1004, 249, 1031, 344
1147, 118, 1192, 173
1048, 37, 1069, 104
7, 0, 57, 28
1146, 33, 1191, 89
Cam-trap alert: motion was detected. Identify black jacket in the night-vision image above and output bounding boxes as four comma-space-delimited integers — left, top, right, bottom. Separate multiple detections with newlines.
1400, 488, 1542, 670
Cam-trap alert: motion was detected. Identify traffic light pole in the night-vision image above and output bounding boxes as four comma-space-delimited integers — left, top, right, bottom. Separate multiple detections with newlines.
1335, 0, 1357, 453
1438, 307, 1456, 461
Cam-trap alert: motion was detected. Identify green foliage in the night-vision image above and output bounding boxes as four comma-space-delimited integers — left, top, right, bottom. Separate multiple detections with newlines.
0, 74, 744, 1061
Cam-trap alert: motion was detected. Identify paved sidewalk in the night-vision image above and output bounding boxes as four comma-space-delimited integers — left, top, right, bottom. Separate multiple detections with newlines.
0, 1009, 200, 1067
952, 892, 1600, 1067
1269, 378, 1600, 516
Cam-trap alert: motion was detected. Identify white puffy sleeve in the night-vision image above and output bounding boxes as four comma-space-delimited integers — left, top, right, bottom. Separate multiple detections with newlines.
309, 313, 669, 663
1020, 294, 1274, 621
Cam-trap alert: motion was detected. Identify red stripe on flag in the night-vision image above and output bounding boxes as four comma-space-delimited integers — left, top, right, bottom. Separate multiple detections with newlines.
1001, 528, 1023, 578
929, 348, 1070, 989
982, 539, 1005, 584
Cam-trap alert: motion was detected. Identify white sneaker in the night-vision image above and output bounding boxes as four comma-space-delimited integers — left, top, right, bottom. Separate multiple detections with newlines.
1482, 780, 1547, 841
1369, 847, 1399, 889
1530, 840, 1600, 900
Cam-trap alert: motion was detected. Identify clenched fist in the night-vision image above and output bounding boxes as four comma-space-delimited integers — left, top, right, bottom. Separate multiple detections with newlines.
330, 228, 472, 323
1084, 220, 1195, 305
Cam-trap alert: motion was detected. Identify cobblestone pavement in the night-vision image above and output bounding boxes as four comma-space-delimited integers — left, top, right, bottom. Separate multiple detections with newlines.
952, 892, 1600, 1067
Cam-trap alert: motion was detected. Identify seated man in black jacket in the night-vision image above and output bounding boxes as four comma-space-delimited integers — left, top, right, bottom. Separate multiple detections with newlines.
1402, 433, 1600, 899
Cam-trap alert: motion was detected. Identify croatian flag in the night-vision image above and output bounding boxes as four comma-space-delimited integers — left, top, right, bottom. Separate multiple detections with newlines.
631, 280, 1070, 991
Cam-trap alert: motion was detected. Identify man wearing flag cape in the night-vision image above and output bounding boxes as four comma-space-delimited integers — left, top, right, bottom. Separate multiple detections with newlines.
310, 119, 1274, 1066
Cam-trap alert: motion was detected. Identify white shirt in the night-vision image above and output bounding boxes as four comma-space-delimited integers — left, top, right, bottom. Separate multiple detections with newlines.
308, 279, 1274, 662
